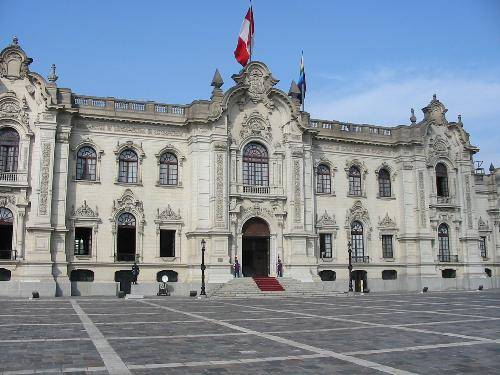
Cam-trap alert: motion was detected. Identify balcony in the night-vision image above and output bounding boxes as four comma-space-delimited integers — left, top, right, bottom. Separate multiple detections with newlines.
0, 250, 18, 261
437, 196, 452, 204
233, 184, 284, 197
352, 255, 370, 263
0, 171, 28, 187
437, 254, 459, 263
242, 185, 270, 194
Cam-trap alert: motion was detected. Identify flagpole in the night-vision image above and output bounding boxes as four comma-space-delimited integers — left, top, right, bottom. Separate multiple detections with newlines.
301, 51, 305, 112
249, 0, 253, 62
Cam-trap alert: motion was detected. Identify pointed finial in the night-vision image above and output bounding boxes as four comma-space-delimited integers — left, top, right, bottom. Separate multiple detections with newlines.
410, 108, 416, 124
11, 36, 18, 46
289, 80, 301, 99
457, 114, 463, 126
211, 69, 223, 89
48, 64, 58, 83
433, 93, 437, 101
490, 163, 495, 173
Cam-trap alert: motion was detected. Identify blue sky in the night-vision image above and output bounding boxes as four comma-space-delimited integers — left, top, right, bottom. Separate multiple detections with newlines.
2, 0, 499, 165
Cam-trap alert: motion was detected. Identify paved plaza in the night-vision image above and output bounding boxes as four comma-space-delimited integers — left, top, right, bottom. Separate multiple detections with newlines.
1, 290, 500, 374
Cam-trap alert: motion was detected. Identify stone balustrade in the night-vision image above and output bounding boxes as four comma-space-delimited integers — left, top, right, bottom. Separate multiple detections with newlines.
72, 95, 186, 116
0, 171, 28, 185
310, 120, 392, 136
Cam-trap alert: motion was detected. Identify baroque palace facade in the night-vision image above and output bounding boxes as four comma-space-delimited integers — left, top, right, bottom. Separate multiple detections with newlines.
0, 38, 499, 296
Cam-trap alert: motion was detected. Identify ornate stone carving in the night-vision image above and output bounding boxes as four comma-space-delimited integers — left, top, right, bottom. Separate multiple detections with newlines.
215, 153, 225, 227
378, 213, 397, 228
0, 195, 16, 207
157, 205, 181, 221
375, 162, 397, 181
293, 159, 301, 222
240, 112, 272, 141
344, 159, 368, 178
316, 211, 336, 228
418, 170, 426, 227
0, 38, 33, 80
72, 201, 98, 218
0, 92, 30, 126
241, 202, 275, 218
112, 189, 144, 216
39, 142, 52, 216
231, 62, 278, 108
478, 217, 489, 231
345, 200, 372, 239
422, 94, 448, 125
465, 174, 473, 229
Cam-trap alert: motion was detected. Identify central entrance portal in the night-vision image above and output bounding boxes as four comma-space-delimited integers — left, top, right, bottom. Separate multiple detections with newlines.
242, 217, 270, 277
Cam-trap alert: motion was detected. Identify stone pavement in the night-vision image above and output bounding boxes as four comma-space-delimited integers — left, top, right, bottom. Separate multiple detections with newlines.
1, 290, 500, 374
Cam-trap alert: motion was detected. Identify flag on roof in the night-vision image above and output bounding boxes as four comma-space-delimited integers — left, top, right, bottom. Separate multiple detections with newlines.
297, 52, 306, 100
234, 6, 254, 67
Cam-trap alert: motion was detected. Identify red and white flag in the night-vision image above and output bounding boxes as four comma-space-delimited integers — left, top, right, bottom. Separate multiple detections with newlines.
234, 6, 254, 67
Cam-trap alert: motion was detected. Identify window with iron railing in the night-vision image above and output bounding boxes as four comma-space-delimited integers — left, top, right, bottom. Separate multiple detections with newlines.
320, 233, 332, 258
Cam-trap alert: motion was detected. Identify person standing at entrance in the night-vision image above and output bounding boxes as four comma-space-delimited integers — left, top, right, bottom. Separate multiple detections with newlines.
233, 258, 241, 278
276, 256, 283, 277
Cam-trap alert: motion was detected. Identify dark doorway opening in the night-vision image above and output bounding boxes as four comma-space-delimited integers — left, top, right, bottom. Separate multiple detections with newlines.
117, 227, 136, 261
242, 217, 270, 277
115, 270, 133, 294
0, 225, 12, 259
352, 270, 368, 292
0, 268, 11, 281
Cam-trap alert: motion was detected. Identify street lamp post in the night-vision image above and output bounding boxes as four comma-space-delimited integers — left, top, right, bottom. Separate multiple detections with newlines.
348, 240, 353, 292
200, 239, 207, 296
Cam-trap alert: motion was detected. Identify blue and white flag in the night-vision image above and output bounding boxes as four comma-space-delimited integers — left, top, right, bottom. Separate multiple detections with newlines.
297, 52, 306, 100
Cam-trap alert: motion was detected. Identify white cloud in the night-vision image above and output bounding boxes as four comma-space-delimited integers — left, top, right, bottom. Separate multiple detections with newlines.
307, 68, 500, 165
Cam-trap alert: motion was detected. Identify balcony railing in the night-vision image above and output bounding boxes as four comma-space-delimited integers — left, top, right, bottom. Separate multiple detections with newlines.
114, 253, 137, 262
437, 254, 459, 262
242, 185, 270, 194
0, 171, 28, 185
437, 196, 452, 204
0, 250, 18, 261
352, 255, 370, 263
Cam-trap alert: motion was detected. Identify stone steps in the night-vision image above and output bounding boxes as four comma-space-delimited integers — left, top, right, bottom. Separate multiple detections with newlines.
210, 277, 344, 298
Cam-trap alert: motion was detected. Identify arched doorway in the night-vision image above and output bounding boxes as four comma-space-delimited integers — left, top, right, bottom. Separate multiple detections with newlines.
242, 217, 270, 277
0, 207, 14, 260
116, 212, 136, 261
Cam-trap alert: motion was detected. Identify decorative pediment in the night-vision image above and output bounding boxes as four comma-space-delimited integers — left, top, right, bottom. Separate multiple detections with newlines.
232, 61, 278, 108
344, 159, 368, 178
0, 37, 32, 80
112, 189, 144, 216
375, 162, 397, 180
478, 217, 490, 231
240, 111, 272, 141
72, 200, 98, 218
113, 140, 145, 161
316, 210, 337, 228
156, 205, 182, 222
345, 200, 371, 227
0, 92, 30, 126
378, 213, 397, 228
422, 94, 448, 125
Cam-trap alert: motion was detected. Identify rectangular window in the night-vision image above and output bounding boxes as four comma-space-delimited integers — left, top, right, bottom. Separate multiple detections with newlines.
74, 227, 92, 256
382, 235, 393, 258
320, 234, 332, 258
160, 230, 176, 257
479, 236, 487, 258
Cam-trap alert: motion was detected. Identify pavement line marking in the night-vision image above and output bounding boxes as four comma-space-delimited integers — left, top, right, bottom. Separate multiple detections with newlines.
1, 367, 107, 374
220, 301, 496, 343
107, 332, 248, 340
70, 299, 131, 375
343, 339, 500, 356
0, 337, 91, 343
138, 300, 417, 375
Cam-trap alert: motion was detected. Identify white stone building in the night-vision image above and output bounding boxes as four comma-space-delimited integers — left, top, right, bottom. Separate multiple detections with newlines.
0, 38, 498, 296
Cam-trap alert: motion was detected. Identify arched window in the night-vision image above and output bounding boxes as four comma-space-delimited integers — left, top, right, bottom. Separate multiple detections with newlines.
76, 146, 97, 181
435, 163, 449, 197
378, 169, 391, 197
243, 142, 269, 186
0, 207, 14, 260
438, 223, 450, 261
116, 212, 136, 261
159, 152, 178, 185
0, 127, 20, 172
348, 166, 361, 196
351, 221, 364, 260
316, 164, 331, 194
118, 149, 138, 183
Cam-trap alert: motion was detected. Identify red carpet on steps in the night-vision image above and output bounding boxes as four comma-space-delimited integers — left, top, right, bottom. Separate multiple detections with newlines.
253, 277, 285, 291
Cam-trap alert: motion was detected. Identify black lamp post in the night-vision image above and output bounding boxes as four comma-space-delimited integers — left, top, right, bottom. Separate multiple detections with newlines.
348, 240, 353, 292
200, 239, 207, 296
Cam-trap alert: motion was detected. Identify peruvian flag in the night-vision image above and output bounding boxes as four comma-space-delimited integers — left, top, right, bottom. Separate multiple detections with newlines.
234, 6, 254, 67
